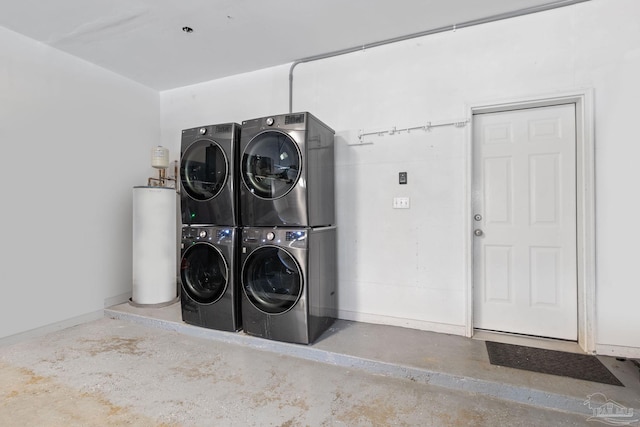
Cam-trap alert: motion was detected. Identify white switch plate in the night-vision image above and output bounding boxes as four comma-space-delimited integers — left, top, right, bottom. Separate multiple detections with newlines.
393, 197, 410, 209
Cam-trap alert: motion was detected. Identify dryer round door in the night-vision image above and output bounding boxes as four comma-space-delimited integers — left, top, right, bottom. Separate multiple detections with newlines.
242, 246, 303, 314
180, 140, 229, 201
181, 243, 229, 304
241, 131, 301, 199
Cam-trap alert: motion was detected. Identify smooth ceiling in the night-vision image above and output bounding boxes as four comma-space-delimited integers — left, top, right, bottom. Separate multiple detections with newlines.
0, 0, 586, 90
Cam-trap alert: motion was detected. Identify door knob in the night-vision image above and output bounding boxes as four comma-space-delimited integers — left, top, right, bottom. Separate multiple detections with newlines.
474, 229, 483, 236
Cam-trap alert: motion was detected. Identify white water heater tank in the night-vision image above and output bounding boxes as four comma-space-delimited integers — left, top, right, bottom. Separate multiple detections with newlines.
132, 186, 177, 305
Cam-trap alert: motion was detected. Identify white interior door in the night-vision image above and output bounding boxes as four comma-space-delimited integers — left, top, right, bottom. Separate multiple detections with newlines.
472, 104, 577, 340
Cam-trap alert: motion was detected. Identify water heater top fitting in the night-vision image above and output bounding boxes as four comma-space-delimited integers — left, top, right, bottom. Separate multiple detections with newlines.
151, 146, 170, 169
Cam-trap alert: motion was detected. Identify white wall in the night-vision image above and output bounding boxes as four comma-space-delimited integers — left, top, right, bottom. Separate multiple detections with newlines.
160, 65, 291, 150
161, 0, 640, 353
0, 26, 160, 339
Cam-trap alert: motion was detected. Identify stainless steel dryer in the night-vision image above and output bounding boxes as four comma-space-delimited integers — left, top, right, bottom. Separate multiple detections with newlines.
180, 226, 241, 331
240, 226, 336, 344
180, 123, 240, 226
240, 112, 335, 227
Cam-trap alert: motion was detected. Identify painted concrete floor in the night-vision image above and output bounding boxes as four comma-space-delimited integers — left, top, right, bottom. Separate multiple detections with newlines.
0, 302, 637, 427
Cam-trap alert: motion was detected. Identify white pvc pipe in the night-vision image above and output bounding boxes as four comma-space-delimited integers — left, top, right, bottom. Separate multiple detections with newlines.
288, 0, 591, 112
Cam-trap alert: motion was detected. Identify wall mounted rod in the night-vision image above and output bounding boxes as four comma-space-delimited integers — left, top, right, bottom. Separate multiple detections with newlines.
288, 0, 590, 113
357, 119, 470, 142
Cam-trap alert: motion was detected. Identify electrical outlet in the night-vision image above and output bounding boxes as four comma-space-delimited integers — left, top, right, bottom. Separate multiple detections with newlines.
393, 197, 410, 209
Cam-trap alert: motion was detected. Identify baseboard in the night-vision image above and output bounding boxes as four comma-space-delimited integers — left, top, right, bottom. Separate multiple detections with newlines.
0, 310, 104, 347
596, 343, 640, 358
104, 292, 132, 308
337, 310, 466, 336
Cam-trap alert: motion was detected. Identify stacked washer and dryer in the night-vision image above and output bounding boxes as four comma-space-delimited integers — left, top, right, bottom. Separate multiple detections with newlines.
178, 112, 337, 345
179, 123, 242, 332
239, 112, 337, 345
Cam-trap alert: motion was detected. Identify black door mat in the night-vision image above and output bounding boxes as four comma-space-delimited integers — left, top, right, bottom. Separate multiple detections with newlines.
485, 341, 624, 386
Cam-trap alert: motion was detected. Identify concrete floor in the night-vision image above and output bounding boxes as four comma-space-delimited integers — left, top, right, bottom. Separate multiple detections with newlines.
0, 302, 638, 426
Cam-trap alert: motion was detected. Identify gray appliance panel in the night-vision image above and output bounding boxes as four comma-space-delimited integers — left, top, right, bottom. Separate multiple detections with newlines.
180, 123, 240, 226
180, 226, 241, 331
240, 226, 336, 344
239, 112, 335, 227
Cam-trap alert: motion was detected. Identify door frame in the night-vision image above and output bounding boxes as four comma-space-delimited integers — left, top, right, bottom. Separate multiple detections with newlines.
464, 89, 595, 353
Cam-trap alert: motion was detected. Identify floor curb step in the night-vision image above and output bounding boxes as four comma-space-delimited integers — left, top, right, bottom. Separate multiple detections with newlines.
104, 307, 596, 418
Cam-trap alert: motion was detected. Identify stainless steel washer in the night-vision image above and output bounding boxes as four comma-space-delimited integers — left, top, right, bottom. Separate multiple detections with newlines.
180, 226, 241, 331
239, 112, 335, 227
240, 226, 337, 344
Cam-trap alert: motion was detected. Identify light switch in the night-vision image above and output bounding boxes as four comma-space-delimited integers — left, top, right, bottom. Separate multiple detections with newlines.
393, 197, 410, 209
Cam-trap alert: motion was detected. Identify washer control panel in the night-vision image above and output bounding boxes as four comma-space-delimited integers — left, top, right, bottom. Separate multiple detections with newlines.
286, 231, 305, 241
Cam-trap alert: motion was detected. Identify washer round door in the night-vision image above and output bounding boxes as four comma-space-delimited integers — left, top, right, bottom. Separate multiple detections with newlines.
241, 131, 301, 199
181, 140, 229, 201
242, 246, 303, 314
181, 243, 228, 304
